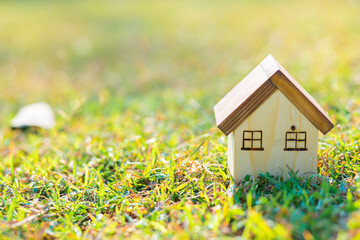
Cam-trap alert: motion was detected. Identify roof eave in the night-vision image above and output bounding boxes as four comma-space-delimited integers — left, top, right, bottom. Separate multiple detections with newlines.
269, 70, 334, 135
214, 55, 334, 136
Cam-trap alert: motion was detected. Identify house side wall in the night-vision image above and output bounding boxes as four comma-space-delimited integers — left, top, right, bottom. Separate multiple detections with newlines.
227, 132, 235, 179
229, 90, 318, 184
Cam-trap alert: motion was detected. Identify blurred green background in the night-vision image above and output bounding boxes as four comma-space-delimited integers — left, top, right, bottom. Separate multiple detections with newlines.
1, 0, 360, 239
1, 0, 359, 128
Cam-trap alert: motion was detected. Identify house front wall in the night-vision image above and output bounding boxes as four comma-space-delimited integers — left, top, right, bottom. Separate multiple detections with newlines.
228, 90, 318, 183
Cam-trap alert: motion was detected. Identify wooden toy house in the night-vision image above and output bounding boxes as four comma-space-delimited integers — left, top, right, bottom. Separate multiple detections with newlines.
214, 55, 334, 183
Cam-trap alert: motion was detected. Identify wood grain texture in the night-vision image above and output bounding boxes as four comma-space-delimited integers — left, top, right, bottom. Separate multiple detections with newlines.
269, 70, 334, 135
227, 132, 235, 179
228, 90, 318, 184
218, 80, 277, 135
214, 55, 334, 136
214, 55, 278, 134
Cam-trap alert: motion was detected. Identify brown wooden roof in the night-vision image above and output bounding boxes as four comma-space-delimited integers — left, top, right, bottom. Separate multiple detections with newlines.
213, 55, 334, 136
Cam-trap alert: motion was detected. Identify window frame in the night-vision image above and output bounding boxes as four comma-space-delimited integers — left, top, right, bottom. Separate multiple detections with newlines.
241, 130, 264, 151
284, 131, 307, 151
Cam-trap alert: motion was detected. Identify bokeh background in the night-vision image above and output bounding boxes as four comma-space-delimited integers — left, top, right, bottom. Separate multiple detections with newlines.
1, 0, 359, 129
1, 0, 360, 238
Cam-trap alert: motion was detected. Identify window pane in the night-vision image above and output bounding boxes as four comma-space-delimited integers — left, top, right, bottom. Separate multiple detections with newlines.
286, 140, 296, 149
253, 131, 261, 139
298, 132, 306, 140
244, 131, 251, 139
298, 141, 306, 149
253, 140, 261, 149
244, 140, 251, 148
287, 132, 296, 140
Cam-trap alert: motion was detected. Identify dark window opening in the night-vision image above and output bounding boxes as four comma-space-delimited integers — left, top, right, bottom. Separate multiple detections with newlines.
242, 130, 264, 151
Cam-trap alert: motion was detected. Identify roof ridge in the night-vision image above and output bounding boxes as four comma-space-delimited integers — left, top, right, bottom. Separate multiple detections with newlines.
214, 55, 334, 135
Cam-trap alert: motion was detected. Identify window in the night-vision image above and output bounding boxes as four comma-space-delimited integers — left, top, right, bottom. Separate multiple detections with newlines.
284, 131, 307, 151
242, 130, 264, 151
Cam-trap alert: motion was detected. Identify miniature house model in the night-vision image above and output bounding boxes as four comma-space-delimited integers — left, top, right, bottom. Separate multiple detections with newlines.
214, 55, 334, 183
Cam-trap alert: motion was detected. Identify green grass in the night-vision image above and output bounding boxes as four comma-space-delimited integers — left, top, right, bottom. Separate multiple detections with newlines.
0, 0, 360, 239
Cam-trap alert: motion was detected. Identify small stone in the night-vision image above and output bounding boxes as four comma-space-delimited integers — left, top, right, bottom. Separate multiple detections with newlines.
11, 102, 55, 129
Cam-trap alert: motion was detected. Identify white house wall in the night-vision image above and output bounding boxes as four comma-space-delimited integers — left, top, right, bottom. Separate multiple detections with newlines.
228, 90, 318, 183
